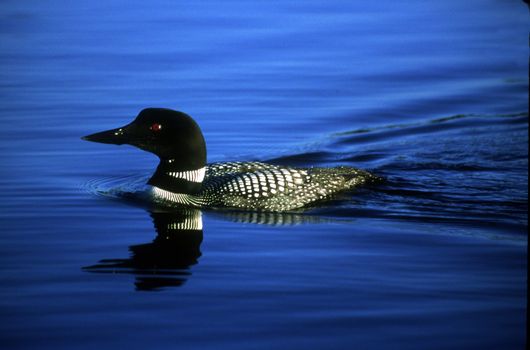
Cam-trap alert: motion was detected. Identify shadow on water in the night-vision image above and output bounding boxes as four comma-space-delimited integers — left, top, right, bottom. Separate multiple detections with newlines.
83, 210, 203, 291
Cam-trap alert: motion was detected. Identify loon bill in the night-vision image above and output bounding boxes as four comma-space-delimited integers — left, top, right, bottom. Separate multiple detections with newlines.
82, 108, 380, 211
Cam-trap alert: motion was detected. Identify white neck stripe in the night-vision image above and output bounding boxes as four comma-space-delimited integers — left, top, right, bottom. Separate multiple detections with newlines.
166, 167, 205, 183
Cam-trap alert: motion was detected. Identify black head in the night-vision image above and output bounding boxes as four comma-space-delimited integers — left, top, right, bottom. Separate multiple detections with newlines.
83, 108, 206, 170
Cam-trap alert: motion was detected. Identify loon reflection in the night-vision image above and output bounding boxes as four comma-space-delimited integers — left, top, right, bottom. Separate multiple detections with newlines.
83, 206, 336, 291
83, 209, 203, 291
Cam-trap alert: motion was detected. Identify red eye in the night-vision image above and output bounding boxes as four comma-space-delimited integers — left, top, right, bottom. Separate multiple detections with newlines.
150, 123, 162, 132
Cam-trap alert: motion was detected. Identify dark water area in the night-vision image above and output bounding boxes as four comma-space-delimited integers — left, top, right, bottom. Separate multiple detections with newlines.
0, 1, 527, 349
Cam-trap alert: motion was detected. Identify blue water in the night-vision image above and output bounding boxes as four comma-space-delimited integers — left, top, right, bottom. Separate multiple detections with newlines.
0, 1, 527, 349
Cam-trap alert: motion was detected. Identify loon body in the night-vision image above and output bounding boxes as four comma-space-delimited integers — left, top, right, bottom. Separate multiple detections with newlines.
83, 108, 378, 211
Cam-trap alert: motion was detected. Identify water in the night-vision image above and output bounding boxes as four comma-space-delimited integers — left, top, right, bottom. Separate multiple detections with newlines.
0, 0, 527, 349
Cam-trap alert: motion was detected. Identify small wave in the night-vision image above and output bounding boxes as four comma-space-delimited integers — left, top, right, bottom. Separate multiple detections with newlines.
81, 174, 152, 203
333, 112, 527, 140
377, 161, 500, 172
330, 113, 527, 150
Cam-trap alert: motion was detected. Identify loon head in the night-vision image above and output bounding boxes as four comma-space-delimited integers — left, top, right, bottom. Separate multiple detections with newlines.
83, 108, 207, 194
83, 108, 206, 165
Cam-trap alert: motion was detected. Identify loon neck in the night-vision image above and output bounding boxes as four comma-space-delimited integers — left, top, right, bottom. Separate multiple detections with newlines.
147, 158, 205, 195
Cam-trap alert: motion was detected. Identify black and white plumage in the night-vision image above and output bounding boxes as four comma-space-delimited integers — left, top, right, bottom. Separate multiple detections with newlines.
83, 108, 379, 212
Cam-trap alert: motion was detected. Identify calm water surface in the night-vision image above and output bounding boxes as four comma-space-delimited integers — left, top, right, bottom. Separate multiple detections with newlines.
0, 1, 527, 349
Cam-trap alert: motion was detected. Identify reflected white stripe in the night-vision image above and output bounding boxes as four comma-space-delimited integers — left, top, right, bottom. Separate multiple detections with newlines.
167, 211, 203, 230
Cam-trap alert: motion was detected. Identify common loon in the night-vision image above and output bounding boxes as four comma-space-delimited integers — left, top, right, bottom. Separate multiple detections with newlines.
82, 108, 379, 211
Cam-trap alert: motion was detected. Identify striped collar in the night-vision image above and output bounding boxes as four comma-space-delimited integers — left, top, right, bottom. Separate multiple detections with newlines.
166, 167, 206, 183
